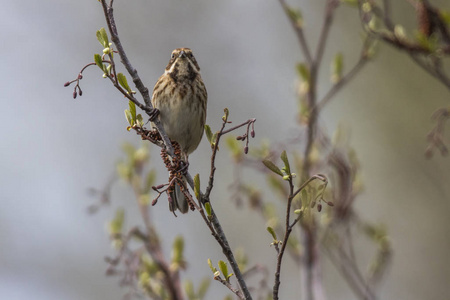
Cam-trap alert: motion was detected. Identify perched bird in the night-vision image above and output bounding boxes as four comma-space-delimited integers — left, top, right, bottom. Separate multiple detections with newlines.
151, 48, 207, 213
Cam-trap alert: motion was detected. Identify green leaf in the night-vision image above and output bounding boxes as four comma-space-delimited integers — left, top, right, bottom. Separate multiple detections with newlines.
198, 278, 211, 299
184, 280, 195, 300
204, 202, 212, 217
341, 0, 358, 6
117, 73, 131, 93
136, 114, 144, 127
143, 170, 156, 193
172, 235, 184, 263
194, 174, 200, 200
262, 159, 283, 177
296, 63, 310, 82
94, 53, 103, 70
267, 226, 277, 240
280, 150, 291, 175
124, 109, 133, 126
204, 125, 213, 145
96, 27, 109, 48
211, 133, 218, 147
218, 260, 229, 279
441, 10, 450, 25
207, 259, 217, 273
96, 29, 105, 47
286, 7, 303, 27
331, 53, 343, 83
128, 101, 136, 123
222, 108, 229, 122
108, 208, 125, 235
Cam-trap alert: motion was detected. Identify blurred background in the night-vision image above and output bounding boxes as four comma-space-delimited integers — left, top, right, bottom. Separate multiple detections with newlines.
1, 0, 450, 299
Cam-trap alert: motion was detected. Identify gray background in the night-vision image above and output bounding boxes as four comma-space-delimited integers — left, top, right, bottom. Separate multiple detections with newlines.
1, 0, 450, 299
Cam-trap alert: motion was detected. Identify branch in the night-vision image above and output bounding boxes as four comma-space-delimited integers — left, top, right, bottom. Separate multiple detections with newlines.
201, 114, 256, 300
273, 174, 328, 300
314, 0, 340, 71
278, 0, 313, 66
99, 0, 174, 156
315, 38, 372, 112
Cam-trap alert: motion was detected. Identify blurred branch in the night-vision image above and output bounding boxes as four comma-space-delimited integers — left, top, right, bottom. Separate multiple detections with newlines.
278, 0, 313, 65
356, 0, 450, 155
315, 38, 372, 112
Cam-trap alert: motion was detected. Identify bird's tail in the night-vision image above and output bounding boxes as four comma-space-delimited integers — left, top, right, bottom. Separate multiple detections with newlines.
169, 179, 189, 214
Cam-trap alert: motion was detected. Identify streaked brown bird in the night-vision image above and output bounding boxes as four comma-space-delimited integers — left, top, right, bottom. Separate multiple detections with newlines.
151, 48, 207, 213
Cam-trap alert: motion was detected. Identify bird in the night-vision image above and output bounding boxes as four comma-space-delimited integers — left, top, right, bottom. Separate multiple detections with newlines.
151, 48, 207, 213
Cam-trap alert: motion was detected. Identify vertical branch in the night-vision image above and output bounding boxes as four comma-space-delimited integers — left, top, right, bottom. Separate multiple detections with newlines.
272, 178, 296, 300
202, 117, 256, 300
130, 170, 184, 300
314, 0, 340, 72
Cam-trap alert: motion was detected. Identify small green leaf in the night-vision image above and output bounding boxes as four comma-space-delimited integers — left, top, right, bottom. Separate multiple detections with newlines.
394, 25, 407, 40
172, 235, 184, 264
194, 174, 200, 200
124, 109, 133, 127
94, 53, 103, 70
108, 208, 125, 235
262, 159, 283, 177
331, 53, 344, 83
211, 133, 218, 148
222, 108, 229, 122
184, 280, 195, 300
128, 101, 136, 123
204, 202, 212, 217
267, 226, 277, 240
341, 0, 357, 6
294, 209, 303, 214
280, 150, 291, 175
218, 260, 229, 279
204, 125, 213, 144
296, 63, 310, 82
96, 27, 109, 47
198, 278, 211, 299
96, 29, 105, 47
441, 10, 450, 25
286, 7, 303, 27
143, 170, 156, 193
117, 73, 131, 93
136, 114, 144, 127
207, 259, 217, 273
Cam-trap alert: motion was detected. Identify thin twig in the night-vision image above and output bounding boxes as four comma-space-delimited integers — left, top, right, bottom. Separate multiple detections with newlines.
272, 174, 327, 300
315, 39, 371, 112
278, 0, 313, 65
314, 0, 340, 71
201, 115, 256, 300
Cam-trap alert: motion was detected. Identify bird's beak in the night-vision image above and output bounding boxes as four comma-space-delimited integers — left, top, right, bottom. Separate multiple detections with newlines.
178, 50, 186, 58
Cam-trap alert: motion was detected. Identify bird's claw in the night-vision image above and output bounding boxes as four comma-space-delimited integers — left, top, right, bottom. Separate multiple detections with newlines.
147, 108, 160, 122
179, 161, 189, 175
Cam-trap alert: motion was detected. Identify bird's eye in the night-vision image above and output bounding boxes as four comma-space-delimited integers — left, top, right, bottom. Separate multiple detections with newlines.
171, 53, 175, 59
188, 53, 193, 57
